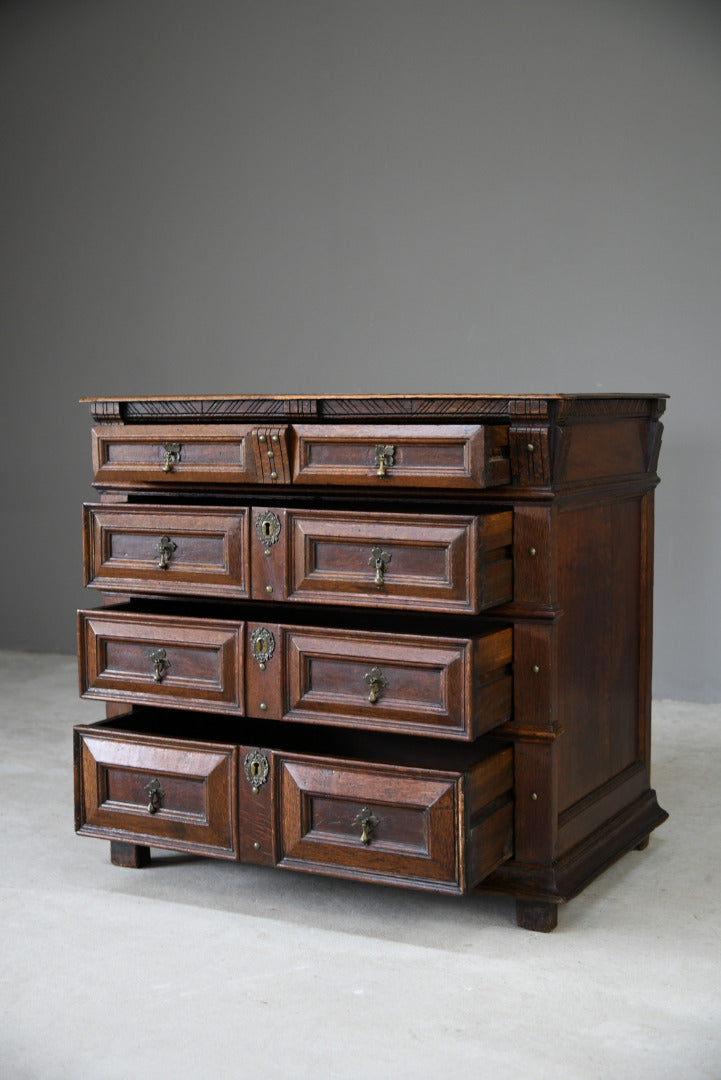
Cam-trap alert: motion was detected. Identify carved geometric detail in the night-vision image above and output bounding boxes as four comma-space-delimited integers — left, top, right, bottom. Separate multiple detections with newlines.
252, 428, 291, 484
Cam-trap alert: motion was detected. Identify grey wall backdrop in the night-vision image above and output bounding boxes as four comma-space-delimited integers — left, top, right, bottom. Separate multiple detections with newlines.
1, 0, 720, 701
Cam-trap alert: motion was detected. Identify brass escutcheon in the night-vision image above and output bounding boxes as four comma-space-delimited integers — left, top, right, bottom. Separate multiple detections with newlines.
244, 750, 269, 790
364, 666, 387, 704
144, 778, 165, 814
161, 442, 181, 473
374, 444, 395, 478
255, 510, 281, 550
354, 807, 379, 845
250, 627, 275, 670
369, 547, 392, 587
155, 535, 177, 569
149, 648, 170, 682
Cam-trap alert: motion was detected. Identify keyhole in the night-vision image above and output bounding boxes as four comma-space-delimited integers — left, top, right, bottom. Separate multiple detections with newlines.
263, 521, 272, 538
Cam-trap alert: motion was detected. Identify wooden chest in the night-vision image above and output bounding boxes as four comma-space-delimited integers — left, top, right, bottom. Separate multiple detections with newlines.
74, 393, 668, 931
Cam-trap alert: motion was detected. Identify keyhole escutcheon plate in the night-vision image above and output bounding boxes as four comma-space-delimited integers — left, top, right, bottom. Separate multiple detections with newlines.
255, 510, 281, 550
244, 750, 270, 790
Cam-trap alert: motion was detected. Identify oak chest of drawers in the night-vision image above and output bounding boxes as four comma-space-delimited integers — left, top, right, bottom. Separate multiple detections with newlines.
74, 393, 668, 931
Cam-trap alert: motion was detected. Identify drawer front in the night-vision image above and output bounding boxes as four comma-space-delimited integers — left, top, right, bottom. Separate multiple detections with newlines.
247, 623, 512, 740
78, 610, 244, 714
252, 507, 512, 614
277, 754, 462, 890
91, 424, 291, 487
79, 610, 512, 739
84, 504, 250, 599
74, 726, 238, 858
275, 744, 514, 892
292, 424, 510, 489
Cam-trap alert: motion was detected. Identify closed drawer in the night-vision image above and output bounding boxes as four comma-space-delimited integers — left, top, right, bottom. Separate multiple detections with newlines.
275, 743, 513, 893
74, 724, 238, 858
78, 609, 244, 714
84, 504, 250, 599
78, 608, 513, 739
292, 424, 510, 489
91, 424, 291, 487
252, 507, 513, 614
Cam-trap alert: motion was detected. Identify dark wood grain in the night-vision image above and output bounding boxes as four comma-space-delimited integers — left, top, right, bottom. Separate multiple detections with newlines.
75, 392, 668, 930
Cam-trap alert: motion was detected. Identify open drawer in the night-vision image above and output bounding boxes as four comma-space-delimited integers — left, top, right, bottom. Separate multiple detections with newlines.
78, 606, 513, 740
74, 711, 514, 894
83, 502, 513, 615
74, 721, 239, 859
90, 424, 292, 487
292, 423, 510, 489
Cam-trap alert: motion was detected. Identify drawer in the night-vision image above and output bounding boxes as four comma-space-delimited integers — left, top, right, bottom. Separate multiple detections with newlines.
91, 424, 292, 487
74, 710, 513, 893
257, 623, 512, 740
275, 742, 513, 893
85, 501, 512, 615
292, 424, 510, 489
74, 723, 238, 858
78, 609, 245, 714
83, 504, 250, 599
78, 608, 513, 739
252, 506, 513, 614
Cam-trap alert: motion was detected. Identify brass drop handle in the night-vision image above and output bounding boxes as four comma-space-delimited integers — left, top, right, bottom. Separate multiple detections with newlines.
144, 778, 165, 814
369, 547, 392, 587
364, 666, 387, 704
149, 648, 170, 682
161, 442, 181, 473
354, 807, 379, 845
374, 444, 395, 478
155, 535, 177, 569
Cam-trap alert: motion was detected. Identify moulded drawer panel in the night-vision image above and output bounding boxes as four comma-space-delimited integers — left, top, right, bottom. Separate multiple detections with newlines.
74, 725, 238, 858
275, 744, 514, 892
91, 424, 292, 487
83, 504, 250, 599
291, 424, 510, 489
78, 609, 244, 714
271, 624, 512, 741
275, 508, 512, 614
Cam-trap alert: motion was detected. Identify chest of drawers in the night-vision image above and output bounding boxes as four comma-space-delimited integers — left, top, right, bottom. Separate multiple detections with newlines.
74, 393, 668, 931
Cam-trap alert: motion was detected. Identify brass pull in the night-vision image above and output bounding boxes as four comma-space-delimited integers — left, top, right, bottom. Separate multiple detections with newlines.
161, 442, 181, 473
364, 666, 387, 704
374, 444, 395, 478
149, 648, 170, 682
354, 807, 379, 845
144, 778, 165, 814
369, 547, 392, 587
155, 535, 177, 569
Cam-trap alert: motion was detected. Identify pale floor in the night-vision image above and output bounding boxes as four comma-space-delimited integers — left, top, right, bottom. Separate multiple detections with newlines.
1, 650, 719, 1080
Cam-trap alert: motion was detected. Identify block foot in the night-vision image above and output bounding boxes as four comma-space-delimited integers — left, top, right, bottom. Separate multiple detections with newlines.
110, 841, 150, 868
515, 899, 558, 932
